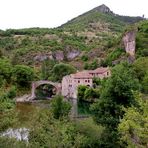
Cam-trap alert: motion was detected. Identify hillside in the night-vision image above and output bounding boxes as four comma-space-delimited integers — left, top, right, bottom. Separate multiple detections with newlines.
0, 4, 146, 71
0, 4, 148, 147
61, 4, 144, 32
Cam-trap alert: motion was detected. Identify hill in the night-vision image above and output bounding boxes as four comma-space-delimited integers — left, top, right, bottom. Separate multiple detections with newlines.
61, 4, 144, 32
0, 4, 146, 71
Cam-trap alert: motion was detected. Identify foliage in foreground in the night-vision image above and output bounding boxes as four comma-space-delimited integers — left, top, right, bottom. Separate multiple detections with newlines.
91, 63, 140, 147
50, 95, 71, 119
118, 93, 148, 147
28, 110, 88, 148
91, 63, 140, 128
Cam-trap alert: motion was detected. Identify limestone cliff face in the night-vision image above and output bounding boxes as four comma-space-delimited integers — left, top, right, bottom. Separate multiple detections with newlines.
122, 31, 136, 56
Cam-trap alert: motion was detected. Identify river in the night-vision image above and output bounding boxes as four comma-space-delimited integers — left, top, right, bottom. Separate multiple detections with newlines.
16, 100, 51, 125
1, 100, 51, 141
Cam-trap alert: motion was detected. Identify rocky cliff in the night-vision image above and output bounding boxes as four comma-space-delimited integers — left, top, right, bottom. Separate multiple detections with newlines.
122, 30, 136, 56
93, 4, 113, 14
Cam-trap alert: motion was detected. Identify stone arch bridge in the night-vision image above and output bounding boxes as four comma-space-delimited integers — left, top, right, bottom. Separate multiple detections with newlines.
29, 81, 61, 100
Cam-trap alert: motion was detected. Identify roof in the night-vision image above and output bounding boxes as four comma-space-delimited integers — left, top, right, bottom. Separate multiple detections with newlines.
70, 67, 109, 79
71, 71, 93, 79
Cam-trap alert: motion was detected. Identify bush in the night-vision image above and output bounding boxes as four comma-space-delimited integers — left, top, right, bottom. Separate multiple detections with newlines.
50, 95, 71, 119
12, 65, 34, 87
78, 85, 100, 103
0, 59, 12, 82
75, 118, 104, 147
142, 72, 148, 94
105, 48, 123, 66
84, 59, 98, 70
133, 57, 148, 80
49, 63, 76, 82
81, 55, 88, 61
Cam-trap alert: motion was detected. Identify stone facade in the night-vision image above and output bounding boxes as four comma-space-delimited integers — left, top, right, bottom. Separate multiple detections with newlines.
62, 67, 110, 98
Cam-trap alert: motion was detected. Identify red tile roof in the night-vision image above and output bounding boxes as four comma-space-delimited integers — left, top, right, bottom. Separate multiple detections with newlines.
70, 67, 109, 79
71, 71, 93, 79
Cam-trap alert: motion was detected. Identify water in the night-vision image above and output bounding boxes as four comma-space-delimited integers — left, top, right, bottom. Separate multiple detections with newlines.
1, 100, 51, 142
16, 100, 51, 125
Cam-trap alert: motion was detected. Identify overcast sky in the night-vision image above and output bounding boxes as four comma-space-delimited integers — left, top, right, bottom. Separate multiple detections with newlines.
0, 0, 147, 30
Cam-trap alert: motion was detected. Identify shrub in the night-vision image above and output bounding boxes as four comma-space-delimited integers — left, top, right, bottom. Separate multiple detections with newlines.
49, 63, 76, 82
12, 65, 34, 87
50, 95, 71, 119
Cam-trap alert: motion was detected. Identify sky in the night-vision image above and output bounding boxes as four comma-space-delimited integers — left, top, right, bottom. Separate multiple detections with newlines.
0, 0, 148, 30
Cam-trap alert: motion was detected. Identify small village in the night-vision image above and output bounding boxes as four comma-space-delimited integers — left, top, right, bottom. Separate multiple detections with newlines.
0, 2, 147, 147
62, 67, 110, 98
27, 67, 111, 101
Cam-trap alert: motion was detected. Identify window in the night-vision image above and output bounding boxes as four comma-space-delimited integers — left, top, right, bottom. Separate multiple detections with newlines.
107, 72, 109, 75
88, 80, 90, 83
78, 80, 80, 83
85, 80, 87, 82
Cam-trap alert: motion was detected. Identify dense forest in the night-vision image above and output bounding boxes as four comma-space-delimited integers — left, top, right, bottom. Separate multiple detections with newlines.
0, 4, 148, 148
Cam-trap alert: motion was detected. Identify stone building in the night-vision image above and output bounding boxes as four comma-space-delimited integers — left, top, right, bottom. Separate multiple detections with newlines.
62, 67, 110, 98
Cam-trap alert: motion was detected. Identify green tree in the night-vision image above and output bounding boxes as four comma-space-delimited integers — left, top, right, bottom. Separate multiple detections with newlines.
0, 137, 27, 148
77, 85, 88, 102
142, 72, 148, 94
0, 49, 3, 57
75, 118, 104, 147
12, 65, 34, 87
84, 88, 100, 102
133, 57, 148, 80
50, 95, 71, 119
91, 63, 140, 147
0, 58, 12, 82
91, 63, 140, 128
49, 63, 76, 82
118, 93, 148, 147
84, 59, 98, 70
0, 87, 17, 132
78, 85, 100, 102
93, 77, 101, 87
29, 109, 88, 148
41, 59, 57, 80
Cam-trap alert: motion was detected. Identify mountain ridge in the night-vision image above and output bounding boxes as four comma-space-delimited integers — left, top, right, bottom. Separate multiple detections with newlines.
61, 4, 144, 30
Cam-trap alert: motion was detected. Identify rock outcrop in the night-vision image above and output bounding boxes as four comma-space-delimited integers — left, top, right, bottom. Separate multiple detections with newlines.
53, 50, 64, 61
66, 49, 80, 61
34, 52, 53, 62
1, 128, 29, 142
94, 4, 113, 14
122, 31, 136, 56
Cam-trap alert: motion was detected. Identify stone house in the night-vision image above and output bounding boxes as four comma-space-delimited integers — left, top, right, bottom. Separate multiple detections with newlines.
62, 67, 110, 98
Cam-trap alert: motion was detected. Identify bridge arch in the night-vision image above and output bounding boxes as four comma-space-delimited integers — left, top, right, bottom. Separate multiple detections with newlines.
30, 81, 61, 100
